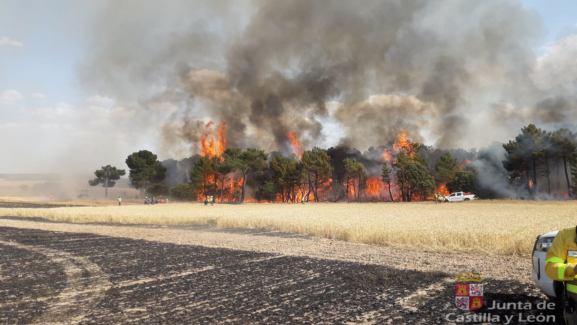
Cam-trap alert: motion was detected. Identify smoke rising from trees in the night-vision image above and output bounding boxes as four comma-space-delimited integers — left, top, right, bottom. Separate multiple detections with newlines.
78, 0, 577, 160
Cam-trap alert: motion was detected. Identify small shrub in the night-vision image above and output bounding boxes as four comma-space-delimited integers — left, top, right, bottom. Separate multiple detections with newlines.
169, 184, 195, 201
147, 183, 169, 197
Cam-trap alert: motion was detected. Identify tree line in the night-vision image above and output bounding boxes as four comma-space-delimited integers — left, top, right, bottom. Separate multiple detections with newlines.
502, 124, 577, 198
87, 146, 472, 202
88, 124, 577, 202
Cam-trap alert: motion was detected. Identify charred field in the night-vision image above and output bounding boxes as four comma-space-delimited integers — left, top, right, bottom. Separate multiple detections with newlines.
0, 225, 561, 325
0, 204, 562, 324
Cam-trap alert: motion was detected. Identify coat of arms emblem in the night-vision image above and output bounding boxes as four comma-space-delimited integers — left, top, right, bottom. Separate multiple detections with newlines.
454, 273, 483, 310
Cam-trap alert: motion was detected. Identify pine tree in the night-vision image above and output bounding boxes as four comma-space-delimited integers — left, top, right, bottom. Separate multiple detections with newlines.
190, 156, 218, 199
344, 158, 367, 201
570, 153, 577, 197
381, 162, 395, 202
89, 165, 126, 198
435, 152, 458, 183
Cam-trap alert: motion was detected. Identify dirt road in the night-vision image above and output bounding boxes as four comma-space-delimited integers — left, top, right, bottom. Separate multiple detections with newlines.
0, 218, 561, 324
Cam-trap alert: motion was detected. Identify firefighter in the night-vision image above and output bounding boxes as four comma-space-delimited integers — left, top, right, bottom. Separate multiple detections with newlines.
210, 195, 214, 206
545, 226, 577, 323
118, 197, 122, 206
204, 196, 208, 206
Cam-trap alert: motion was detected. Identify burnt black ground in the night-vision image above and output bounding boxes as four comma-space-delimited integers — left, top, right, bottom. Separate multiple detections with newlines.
0, 226, 563, 324
0, 242, 67, 324
0, 202, 83, 209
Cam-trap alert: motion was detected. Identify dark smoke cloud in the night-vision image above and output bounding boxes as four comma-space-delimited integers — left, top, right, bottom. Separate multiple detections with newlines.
79, 0, 577, 159
334, 95, 433, 148
535, 97, 577, 123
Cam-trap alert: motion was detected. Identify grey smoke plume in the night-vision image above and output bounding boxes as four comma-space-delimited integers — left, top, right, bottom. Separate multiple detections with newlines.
472, 142, 519, 199
79, 0, 577, 158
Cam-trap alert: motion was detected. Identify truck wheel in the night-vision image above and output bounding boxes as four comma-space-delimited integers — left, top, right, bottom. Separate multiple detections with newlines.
464, 198, 470, 201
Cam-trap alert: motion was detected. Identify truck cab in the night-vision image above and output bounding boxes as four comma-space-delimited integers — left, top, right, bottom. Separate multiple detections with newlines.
446, 191, 477, 202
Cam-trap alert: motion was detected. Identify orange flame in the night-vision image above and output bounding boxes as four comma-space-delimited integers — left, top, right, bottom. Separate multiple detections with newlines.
392, 130, 415, 159
393, 131, 414, 158
286, 131, 304, 159
366, 177, 384, 196
382, 148, 392, 162
529, 180, 534, 188
458, 159, 472, 170
216, 122, 226, 158
436, 184, 450, 196
200, 121, 227, 159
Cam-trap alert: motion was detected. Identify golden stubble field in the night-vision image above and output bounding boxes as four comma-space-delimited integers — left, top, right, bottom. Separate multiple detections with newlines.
0, 196, 145, 206
1, 200, 575, 257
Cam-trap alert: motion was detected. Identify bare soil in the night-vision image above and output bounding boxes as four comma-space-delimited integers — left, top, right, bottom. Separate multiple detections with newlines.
0, 218, 563, 324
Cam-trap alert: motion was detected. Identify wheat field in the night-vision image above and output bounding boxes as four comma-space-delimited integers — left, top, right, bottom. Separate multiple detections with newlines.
0, 196, 146, 206
1, 200, 576, 256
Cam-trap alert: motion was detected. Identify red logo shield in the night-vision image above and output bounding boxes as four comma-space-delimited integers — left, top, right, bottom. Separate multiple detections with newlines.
455, 283, 483, 310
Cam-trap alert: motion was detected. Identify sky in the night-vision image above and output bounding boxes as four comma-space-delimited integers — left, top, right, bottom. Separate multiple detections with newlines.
1, 0, 577, 173
0, 1, 150, 173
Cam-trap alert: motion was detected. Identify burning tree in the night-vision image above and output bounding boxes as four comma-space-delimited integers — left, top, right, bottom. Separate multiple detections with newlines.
223, 148, 268, 203
343, 158, 367, 201
270, 153, 303, 202
502, 124, 577, 198
286, 131, 304, 159
503, 124, 547, 196
434, 152, 473, 195
216, 161, 234, 201
200, 122, 227, 159
190, 156, 219, 200
301, 148, 333, 202
381, 161, 394, 202
393, 151, 435, 201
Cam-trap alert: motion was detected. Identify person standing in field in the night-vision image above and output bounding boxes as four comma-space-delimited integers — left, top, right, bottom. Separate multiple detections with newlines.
204, 196, 208, 206
545, 226, 577, 324
210, 195, 214, 206
211, 196, 215, 205
118, 197, 122, 206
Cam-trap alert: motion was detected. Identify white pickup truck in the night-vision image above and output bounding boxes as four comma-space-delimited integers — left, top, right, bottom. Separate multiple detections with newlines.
445, 191, 477, 202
